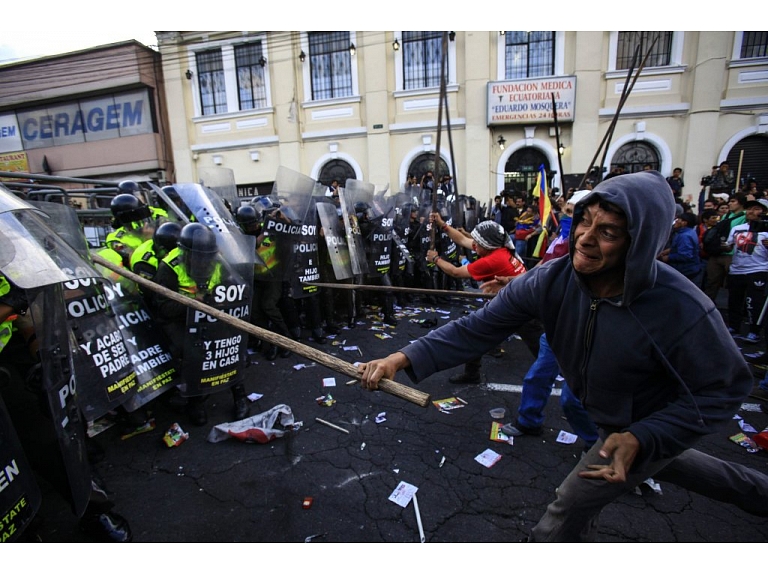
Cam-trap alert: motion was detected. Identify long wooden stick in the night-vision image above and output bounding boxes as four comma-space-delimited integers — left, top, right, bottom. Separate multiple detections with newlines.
304, 281, 493, 300
734, 150, 745, 194
91, 254, 431, 407
430, 32, 449, 250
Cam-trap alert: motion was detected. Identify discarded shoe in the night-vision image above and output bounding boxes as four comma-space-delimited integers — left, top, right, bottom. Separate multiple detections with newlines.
79, 511, 132, 543
448, 371, 482, 385
749, 385, 768, 402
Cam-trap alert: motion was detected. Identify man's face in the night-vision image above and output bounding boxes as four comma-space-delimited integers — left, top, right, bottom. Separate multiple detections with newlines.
705, 214, 720, 227
703, 201, 716, 210
673, 169, 682, 178
729, 198, 742, 212
572, 202, 630, 279
720, 164, 729, 173
718, 203, 729, 215
746, 205, 765, 222
515, 198, 524, 208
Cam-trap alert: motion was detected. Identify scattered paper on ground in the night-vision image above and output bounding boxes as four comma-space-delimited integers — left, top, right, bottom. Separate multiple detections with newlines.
475, 448, 502, 468
556, 430, 578, 444
322, 377, 336, 388
388, 481, 418, 508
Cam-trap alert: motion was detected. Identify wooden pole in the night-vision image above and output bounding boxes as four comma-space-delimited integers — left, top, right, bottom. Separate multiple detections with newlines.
304, 281, 494, 299
91, 254, 431, 408
551, 93, 565, 191
430, 32, 449, 249
734, 150, 745, 194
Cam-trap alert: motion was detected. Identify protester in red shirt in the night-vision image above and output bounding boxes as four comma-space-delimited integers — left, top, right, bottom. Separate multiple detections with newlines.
426, 213, 526, 384
426, 214, 525, 282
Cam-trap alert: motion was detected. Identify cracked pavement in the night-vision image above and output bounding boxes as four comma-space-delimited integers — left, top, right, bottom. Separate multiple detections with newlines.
19, 297, 768, 542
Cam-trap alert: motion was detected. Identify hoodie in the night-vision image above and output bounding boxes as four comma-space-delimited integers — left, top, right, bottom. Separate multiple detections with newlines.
400, 171, 752, 472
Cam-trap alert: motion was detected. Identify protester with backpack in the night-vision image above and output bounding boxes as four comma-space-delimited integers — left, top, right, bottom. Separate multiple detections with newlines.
703, 193, 746, 302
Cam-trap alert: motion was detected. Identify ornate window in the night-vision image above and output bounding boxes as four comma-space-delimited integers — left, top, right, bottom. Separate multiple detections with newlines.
740, 32, 768, 58
235, 42, 267, 110
309, 32, 354, 101
402, 31, 444, 90
318, 159, 356, 186
616, 32, 673, 69
196, 49, 227, 116
503, 32, 555, 79
612, 142, 660, 173
407, 153, 450, 184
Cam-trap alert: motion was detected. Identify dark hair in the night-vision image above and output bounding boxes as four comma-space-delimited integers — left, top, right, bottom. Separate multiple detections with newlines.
732, 192, 747, 207
678, 212, 697, 228
701, 209, 719, 221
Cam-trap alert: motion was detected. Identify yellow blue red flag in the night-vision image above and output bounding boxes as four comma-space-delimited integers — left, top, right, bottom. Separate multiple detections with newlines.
532, 164, 555, 258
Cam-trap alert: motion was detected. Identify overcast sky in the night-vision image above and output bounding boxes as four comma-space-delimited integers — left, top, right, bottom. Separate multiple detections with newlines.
0, 4, 741, 65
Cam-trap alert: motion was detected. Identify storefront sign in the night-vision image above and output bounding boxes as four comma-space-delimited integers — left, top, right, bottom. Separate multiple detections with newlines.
17, 89, 153, 150
0, 114, 23, 154
0, 152, 29, 179
487, 76, 576, 126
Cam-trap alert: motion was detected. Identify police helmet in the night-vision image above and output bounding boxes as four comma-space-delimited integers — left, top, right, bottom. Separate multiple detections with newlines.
110, 194, 152, 227
252, 195, 280, 217
118, 180, 142, 195
354, 201, 372, 220
153, 222, 182, 259
235, 205, 262, 234
178, 223, 218, 255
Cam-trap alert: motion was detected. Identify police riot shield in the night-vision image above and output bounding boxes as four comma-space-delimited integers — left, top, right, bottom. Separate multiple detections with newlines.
391, 189, 416, 267
434, 197, 459, 266
64, 276, 138, 421
198, 167, 239, 214
175, 189, 255, 397
316, 201, 353, 280
288, 191, 324, 299
28, 284, 93, 517
338, 179, 374, 276
0, 190, 102, 289
0, 394, 42, 541
28, 201, 91, 259
100, 274, 180, 413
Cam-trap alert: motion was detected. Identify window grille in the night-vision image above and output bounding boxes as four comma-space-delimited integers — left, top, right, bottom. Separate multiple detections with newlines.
504, 32, 555, 79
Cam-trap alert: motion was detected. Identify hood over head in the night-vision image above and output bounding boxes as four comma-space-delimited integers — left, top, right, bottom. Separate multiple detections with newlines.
569, 171, 675, 305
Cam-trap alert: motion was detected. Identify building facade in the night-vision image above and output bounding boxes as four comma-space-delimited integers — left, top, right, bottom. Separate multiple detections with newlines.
0, 40, 175, 184
163, 32, 767, 206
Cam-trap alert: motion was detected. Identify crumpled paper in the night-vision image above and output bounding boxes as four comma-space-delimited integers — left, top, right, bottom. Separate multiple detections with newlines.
207, 404, 295, 444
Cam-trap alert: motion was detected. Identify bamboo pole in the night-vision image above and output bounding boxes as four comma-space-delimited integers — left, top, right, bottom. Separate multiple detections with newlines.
91, 254, 431, 408
734, 150, 745, 194
304, 281, 493, 300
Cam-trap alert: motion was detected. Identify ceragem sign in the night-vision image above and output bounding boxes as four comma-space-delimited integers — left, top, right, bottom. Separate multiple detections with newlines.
15, 89, 154, 150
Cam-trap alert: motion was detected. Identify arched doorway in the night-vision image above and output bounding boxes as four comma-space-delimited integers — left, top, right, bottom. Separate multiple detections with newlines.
504, 147, 551, 195
726, 135, 768, 191
611, 141, 660, 173
407, 153, 451, 184
318, 159, 357, 187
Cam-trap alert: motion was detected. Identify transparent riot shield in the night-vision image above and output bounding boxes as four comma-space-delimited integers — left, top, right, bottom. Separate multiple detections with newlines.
28, 201, 91, 259
198, 167, 239, 214
0, 394, 42, 541
0, 197, 102, 289
64, 277, 138, 421
99, 274, 180, 413
28, 284, 92, 517
288, 195, 322, 299
177, 214, 255, 397
434, 197, 459, 265
338, 179, 374, 276
316, 201, 353, 280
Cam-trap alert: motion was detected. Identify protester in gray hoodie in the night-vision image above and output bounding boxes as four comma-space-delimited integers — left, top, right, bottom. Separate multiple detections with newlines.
359, 170, 766, 541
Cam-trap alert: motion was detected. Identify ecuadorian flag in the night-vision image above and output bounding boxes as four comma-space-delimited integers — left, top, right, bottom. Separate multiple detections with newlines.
531, 164, 555, 258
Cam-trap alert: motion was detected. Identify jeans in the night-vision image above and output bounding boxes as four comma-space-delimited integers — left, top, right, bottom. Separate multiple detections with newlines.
518, 334, 599, 447
529, 439, 768, 541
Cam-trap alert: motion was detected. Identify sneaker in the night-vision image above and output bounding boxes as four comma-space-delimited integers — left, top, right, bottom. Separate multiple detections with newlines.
501, 421, 543, 437
749, 386, 768, 402
448, 372, 482, 385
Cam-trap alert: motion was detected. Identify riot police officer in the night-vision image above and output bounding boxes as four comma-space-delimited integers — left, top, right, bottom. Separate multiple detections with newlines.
153, 223, 250, 426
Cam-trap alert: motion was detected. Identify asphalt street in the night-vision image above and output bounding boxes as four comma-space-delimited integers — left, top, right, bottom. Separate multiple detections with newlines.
6, 294, 768, 544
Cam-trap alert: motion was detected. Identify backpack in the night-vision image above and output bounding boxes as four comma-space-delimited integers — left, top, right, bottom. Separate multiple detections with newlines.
702, 216, 733, 257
